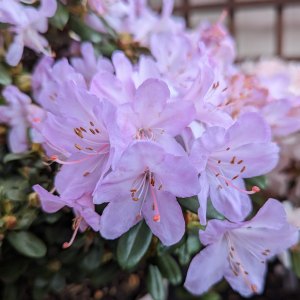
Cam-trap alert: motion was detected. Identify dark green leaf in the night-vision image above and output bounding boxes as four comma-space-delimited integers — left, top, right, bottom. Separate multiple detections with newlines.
0, 64, 12, 86
80, 246, 103, 271
147, 265, 166, 300
292, 250, 300, 278
245, 175, 267, 190
69, 16, 102, 43
2, 283, 18, 300
0, 259, 29, 283
206, 200, 224, 220
7, 231, 47, 258
178, 196, 199, 213
157, 254, 182, 285
117, 221, 152, 270
3, 151, 34, 163
90, 263, 119, 287
50, 3, 69, 30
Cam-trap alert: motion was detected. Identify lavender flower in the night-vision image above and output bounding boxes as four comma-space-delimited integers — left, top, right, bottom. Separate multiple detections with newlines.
0, 0, 57, 66
185, 199, 298, 296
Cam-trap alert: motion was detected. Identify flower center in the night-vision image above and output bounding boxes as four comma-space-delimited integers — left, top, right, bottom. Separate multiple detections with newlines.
135, 128, 165, 141
209, 149, 260, 195
130, 169, 163, 222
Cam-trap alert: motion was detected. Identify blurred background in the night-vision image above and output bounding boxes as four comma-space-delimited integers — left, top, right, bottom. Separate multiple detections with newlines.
151, 0, 300, 60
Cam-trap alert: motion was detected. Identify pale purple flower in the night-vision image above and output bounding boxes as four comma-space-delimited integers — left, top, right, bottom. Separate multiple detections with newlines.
90, 51, 135, 106
0, 85, 44, 153
115, 78, 196, 155
190, 113, 279, 224
35, 82, 123, 199
32, 58, 86, 113
33, 184, 100, 248
71, 42, 113, 85
94, 141, 199, 245
184, 199, 298, 297
0, 0, 57, 66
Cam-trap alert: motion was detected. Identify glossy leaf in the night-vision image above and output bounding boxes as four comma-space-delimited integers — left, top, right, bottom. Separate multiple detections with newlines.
7, 231, 47, 258
117, 221, 152, 270
147, 265, 166, 300
50, 3, 69, 30
157, 254, 182, 285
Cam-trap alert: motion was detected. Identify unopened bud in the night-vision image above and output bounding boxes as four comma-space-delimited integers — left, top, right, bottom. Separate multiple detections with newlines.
3, 215, 17, 229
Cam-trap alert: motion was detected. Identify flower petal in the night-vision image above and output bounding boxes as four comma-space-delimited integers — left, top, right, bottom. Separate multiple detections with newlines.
184, 239, 228, 295
143, 191, 185, 246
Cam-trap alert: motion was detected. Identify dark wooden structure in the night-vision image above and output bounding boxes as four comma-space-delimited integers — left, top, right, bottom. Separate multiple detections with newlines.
173, 0, 300, 60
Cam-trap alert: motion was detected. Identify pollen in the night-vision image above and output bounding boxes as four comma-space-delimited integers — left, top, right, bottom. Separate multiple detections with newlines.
153, 214, 160, 222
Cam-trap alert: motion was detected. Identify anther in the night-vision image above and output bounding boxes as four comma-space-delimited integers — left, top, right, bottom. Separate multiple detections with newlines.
232, 175, 239, 180
230, 156, 236, 164
83, 171, 90, 177
89, 129, 96, 135
237, 160, 243, 164
251, 284, 258, 293
80, 127, 87, 132
90, 121, 94, 126
240, 166, 246, 173
75, 144, 82, 150
153, 214, 160, 222
62, 217, 82, 249
95, 129, 100, 134
226, 147, 230, 151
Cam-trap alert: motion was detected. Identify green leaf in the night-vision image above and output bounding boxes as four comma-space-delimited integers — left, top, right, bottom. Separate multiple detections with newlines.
178, 196, 199, 213
206, 200, 224, 220
157, 254, 182, 285
201, 291, 222, 300
147, 265, 166, 300
50, 3, 69, 30
80, 245, 103, 272
7, 231, 47, 258
3, 151, 34, 163
117, 221, 152, 270
0, 259, 29, 283
292, 250, 300, 278
69, 16, 102, 43
245, 175, 267, 190
0, 64, 12, 86
90, 263, 119, 287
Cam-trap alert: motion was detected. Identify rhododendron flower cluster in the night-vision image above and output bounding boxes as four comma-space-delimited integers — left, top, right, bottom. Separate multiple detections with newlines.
0, 0, 299, 298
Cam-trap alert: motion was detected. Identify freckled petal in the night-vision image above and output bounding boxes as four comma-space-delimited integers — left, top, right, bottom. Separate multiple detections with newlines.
223, 243, 266, 297
200, 219, 238, 245
33, 185, 67, 213
184, 239, 228, 295
93, 171, 137, 204
100, 200, 141, 239
143, 191, 185, 246
218, 142, 279, 178
153, 154, 199, 197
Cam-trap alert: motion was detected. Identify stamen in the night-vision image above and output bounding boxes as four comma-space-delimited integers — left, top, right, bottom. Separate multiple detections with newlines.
75, 143, 82, 150
237, 159, 243, 164
89, 129, 96, 135
230, 156, 236, 164
240, 166, 246, 173
80, 127, 87, 132
62, 217, 82, 249
90, 121, 94, 126
150, 175, 160, 222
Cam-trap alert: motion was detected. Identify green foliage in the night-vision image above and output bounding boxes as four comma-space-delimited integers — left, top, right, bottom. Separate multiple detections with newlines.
147, 265, 166, 300
117, 221, 152, 270
7, 231, 47, 258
